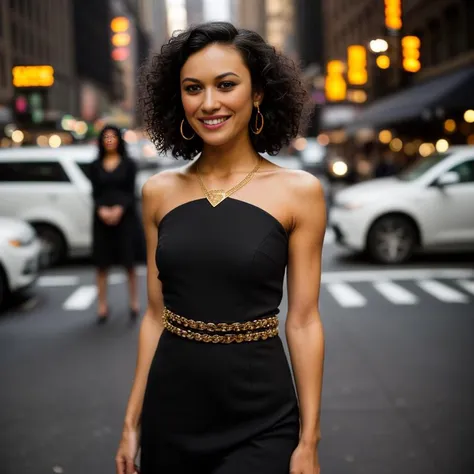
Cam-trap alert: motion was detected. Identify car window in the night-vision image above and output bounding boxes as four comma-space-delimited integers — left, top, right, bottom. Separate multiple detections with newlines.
449, 159, 474, 183
0, 161, 70, 182
76, 162, 92, 179
397, 153, 449, 181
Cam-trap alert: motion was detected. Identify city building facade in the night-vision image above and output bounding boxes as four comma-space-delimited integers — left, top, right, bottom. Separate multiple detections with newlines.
237, 0, 266, 38
322, 0, 474, 139
0, 0, 77, 125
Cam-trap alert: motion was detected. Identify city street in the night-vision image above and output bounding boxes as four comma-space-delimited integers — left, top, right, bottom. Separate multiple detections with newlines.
1, 238, 473, 474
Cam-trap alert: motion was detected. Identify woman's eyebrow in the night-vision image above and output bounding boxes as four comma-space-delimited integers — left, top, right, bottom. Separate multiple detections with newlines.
181, 72, 240, 84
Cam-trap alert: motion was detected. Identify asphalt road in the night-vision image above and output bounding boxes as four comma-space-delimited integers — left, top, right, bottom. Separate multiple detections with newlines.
1, 239, 474, 474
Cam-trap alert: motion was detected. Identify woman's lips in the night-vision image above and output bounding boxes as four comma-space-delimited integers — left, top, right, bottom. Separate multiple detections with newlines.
198, 116, 231, 130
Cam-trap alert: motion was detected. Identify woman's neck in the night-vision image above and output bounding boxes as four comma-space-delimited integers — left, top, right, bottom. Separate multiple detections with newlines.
104, 151, 120, 160
198, 132, 260, 176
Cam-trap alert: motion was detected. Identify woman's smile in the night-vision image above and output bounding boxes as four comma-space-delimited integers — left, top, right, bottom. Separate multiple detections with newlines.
198, 115, 231, 130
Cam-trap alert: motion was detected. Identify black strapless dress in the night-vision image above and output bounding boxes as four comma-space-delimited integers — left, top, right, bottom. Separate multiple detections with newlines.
140, 198, 299, 473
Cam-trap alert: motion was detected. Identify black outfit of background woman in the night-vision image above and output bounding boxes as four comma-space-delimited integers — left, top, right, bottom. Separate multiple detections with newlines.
89, 125, 140, 324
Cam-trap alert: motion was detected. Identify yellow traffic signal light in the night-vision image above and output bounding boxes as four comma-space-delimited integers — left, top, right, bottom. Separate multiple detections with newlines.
111, 16, 130, 62
111, 16, 129, 33
385, 0, 402, 31
402, 36, 421, 73
325, 60, 346, 102
347, 45, 367, 85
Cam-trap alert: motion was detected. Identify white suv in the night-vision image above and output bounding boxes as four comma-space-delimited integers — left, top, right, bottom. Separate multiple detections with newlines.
0, 145, 99, 265
330, 146, 474, 264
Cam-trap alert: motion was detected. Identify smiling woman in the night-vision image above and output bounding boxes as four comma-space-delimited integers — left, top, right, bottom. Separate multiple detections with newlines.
117, 22, 326, 474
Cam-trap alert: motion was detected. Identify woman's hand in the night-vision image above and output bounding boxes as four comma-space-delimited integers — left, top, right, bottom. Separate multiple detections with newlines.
98, 206, 123, 225
115, 427, 140, 474
98, 206, 114, 225
289, 442, 320, 474
110, 205, 124, 224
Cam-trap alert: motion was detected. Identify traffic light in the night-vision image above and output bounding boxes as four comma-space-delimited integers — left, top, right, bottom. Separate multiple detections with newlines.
324, 60, 346, 102
347, 45, 367, 85
385, 0, 402, 31
111, 16, 131, 62
402, 36, 421, 73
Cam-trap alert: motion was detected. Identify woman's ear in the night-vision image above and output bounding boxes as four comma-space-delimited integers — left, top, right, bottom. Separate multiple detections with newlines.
252, 90, 264, 106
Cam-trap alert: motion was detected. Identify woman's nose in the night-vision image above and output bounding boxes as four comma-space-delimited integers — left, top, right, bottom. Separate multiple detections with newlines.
201, 88, 220, 113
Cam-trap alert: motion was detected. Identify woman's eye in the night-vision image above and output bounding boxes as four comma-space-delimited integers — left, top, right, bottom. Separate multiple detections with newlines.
185, 85, 201, 93
219, 81, 236, 90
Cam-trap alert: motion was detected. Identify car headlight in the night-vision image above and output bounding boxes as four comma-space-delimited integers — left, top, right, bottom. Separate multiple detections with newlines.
8, 232, 35, 247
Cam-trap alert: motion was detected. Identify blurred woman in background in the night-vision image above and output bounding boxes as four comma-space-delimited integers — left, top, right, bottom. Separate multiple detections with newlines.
89, 125, 140, 324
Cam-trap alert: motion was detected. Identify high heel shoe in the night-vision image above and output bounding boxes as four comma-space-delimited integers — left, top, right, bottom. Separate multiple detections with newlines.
97, 310, 109, 325
130, 308, 139, 322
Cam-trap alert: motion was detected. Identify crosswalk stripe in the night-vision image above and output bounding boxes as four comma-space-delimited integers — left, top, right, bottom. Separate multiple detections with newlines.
38, 275, 79, 287
62, 285, 97, 310
457, 280, 474, 296
373, 281, 418, 305
326, 282, 367, 307
416, 279, 469, 303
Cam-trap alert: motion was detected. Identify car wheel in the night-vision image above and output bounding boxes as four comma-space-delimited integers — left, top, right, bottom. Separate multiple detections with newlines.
33, 224, 67, 267
367, 215, 418, 264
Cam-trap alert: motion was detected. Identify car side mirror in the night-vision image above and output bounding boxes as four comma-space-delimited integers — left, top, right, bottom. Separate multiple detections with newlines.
436, 171, 460, 187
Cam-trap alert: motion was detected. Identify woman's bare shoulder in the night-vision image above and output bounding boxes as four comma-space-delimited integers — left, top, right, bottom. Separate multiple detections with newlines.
141, 163, 192, 199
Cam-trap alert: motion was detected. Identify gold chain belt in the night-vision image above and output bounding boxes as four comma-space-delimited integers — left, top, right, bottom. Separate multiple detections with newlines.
163, 307, 279, 344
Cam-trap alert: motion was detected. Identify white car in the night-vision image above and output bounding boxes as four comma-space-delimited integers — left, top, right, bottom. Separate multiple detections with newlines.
330, 146, 474, 263
0, 217, 42, 307
0, 145, 157, 266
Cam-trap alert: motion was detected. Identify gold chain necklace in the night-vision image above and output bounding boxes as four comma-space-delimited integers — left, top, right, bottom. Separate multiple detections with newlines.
197, 157, 262, 207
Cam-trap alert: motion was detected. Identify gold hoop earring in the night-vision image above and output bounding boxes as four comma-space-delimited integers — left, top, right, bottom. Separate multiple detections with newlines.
180, 119, 195, 140
251, 102, 264, 135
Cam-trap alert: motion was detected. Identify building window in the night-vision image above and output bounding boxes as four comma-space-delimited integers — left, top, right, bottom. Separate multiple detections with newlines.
445, 5, 464, 56
428, 19, 442, 66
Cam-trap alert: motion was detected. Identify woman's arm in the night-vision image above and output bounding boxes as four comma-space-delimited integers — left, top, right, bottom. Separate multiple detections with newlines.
122, 177, 165, 432
286, 173, 326, 448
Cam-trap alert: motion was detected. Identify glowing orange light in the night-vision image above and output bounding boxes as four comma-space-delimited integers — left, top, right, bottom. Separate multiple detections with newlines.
112, 33, 131, 47
385, 0, 402, 30
347, 45, 367, 85
111, 17, 129, 33
402, 36, 421, 73
12, 65, 54, 87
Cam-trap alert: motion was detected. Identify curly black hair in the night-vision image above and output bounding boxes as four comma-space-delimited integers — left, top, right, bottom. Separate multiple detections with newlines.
138, 21, 309, 160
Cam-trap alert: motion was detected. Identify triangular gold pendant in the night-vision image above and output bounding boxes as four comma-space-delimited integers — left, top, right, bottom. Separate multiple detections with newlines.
206, 190, 227, 207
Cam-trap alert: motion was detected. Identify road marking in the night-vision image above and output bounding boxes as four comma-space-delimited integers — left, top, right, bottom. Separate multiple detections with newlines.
62, 285, 97, 310
416, 279, 469, 303
373, 281, 418, 305
457, 279, 474, 296
38, 275, 80, 287
321, 268, 474, 284
326, 282, 367, 307
109, 273, 126, 284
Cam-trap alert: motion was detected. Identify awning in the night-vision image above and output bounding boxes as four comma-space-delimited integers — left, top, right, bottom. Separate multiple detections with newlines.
346, 66, 474, 134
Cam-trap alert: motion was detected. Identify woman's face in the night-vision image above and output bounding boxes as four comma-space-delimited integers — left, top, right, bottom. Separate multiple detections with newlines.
180, 43, 262, 148
102, 129, 119, 152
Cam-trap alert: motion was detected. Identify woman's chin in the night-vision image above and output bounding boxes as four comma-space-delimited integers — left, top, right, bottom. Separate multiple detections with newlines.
200, 131, 244, 149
